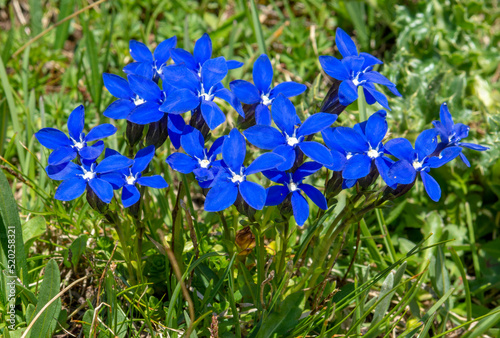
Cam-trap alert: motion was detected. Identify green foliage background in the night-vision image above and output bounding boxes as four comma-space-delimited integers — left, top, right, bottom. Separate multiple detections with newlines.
0, 0, 499, 337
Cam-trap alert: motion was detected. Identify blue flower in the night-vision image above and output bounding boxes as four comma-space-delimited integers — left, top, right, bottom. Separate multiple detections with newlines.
319, 28, 401, 110
264, 162, 327, 226
230, 54, 306, 125
322, 111, 396, 187
159, 57, 244, 130
385, 129, 461, 202
320, 127, 356, 189
46, 154, 134, 203
170, 33, 243, 76
243, 95, 336, 170
123, 36, 177, 81
204, 129, 286, 212
35, 105, 116, 166
101, 146, 169, 207
432, 102, 489, 167
166, 126, 225, 188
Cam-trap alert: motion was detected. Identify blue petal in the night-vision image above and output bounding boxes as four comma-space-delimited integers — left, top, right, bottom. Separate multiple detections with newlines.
439, 102, 454, 132
123, 62, 142, 76
333, 127, 368, 153
335, 27, 358, 57
95, 155, 133, 174
214, 88, 245, 117
35, 128, 70, 149
239, 180, 267, 210
273, 144, 296, 171
385, 138, 415, 162
89, 178, 114, 204
321, 128, 344, 153
129, 40, 153, 62
271, 95, 298, 136
201, 57, 228, 91
319, 56, 350, 80
137, 175, 169, 188
160, 64, 200, 92
103, 99, 135, 120
154, 36, 177, 65
415, 129, 438, 160
388, 160, 416, 184
363, 83, 390, 110
253, 54, 273, 93
85, 124, 117, 142
67, 105, 85, 140
122, 184, 141, 208
297, 113, 338, 137
299, 141, 333, 166
168, 114, 186, 149
103, 73, 134, 99
54, 177, 86, 201
99, 172, 125, 189
265, 185, 289, 206
204, 181, 239, 212
135, 62, 154, 80
46, 162, 81, 181
263, 169, 288, 183
342, 56, 364, 74
360, 71, 395, 87
132, 145, 155, 174
128, 75, 162, 102
244, 125, 285, 150
375, 156, 396, 187
339, 80, 358, 106
427, 146, 461, 168
160, 88, 200, 114
208, 136, 226, 159
386, 85, 402, 97
194, 33, 213, 66
128, 101, 164, 124
222, 129, 246, 173
230, 80, 260, 104
363, 88, 377, 105
193, 167, 215, 183
454, 123, 469, 140
166, 153, 198, 174
48, 146, 77, 166
326, 149, 347, 171
459, 142, 489, 151
299, 184, 327, 210
343, 179, 357, 189
255, 104, 272, 126
291, 191, 309, 226
226, 60, 244, 69
171, 48, 197, 70
271, 81, 307, 98
79, 141, 104, 161
359, 52, 383, 68
342, 154, 372, 179
245, 153, 285, 175
180, 126, 205, 158
365, 110, 388, 148
292, 161, 323, 182
459, 152, 470, 167
201, 100, 226, 130
420, 171, 441, 202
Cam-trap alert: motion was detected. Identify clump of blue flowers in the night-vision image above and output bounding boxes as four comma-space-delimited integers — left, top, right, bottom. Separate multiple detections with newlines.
36, 29, 489, 227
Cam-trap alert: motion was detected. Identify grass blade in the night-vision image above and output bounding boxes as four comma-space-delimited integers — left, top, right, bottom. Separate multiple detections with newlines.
248, 0, 267, 55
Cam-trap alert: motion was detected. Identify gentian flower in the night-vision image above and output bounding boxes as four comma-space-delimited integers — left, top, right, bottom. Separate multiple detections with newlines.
264, 162, 327, 226
166, 126, 225, 188
432, 102, 489, 167
325, 111, 396, 187
243, 95, 336, 170
321, 127, 357, 189
170, 33, 243, 76
159, 57, 244, 130
101, 146, 168, 207
230, 54, 307, 125
123, 36, 177, 81
319, 28, 401, 110
385, 129, 461, 201
35, 105, 116, 166
47, 154, 134, 203
204, 129, 285, 212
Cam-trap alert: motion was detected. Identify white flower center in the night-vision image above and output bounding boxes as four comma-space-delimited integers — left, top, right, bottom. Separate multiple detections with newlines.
261, 93, 272, 106
288, 182, 298, 192
134, 96, 146, 106
80, 167, 96, 181
231, 174, 245, 183
72, 141, 85, 150
199, 159, 210, 168
198, 84, 214, 101
412, 160, 423, 170
287, 136, 300, 147
126, 175, 136, 185
367, 149, 379, 159
346, 153, 353, 160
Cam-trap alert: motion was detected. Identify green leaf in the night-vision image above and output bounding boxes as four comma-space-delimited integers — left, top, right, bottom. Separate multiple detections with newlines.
54, 0, 75, 50
22, 216, 46, 245
31, 259, 61, 338
29, 0, 43, 35
69, 235, 88, 267
257, 292, 304, 337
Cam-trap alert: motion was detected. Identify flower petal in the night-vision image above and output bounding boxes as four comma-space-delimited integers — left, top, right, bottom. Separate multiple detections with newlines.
459, 152, 470, 167
46, 162, 81, 181
253, 54, 273, 93
103, 73, 134, 99
171, 48, 197, 70
132, 145, 155, 174
415, 129, 438, 160
342, 56, 364, 74
194, 33, 213, 66
160, 64, 200, 92
333, 127, 368, 153
103, 99, 135, 120
208, 136, 226, 159
420, 171, 441, 202
129, 40, 153, 62
271, 95, 298, 136
204, 181, 238, 212
128, 75, 162, 102
67, 105, 85, 140
255, 103, 272, 126
181, 126, 205, 158
214, 88, 244, 117
166, 153, 198, 174
48, 146, 77, 166
292, 161, 323, 182
226, 60, 244, 69
79, 140, 104, 161
160, 88, 200, 114
291, 191, 309, 226
299, 141, 333, 166
271, 81, 307, 98
245, 153, 285, 175
85, 124, 117, 142
335, 27, 358, 57
201, 57, 228, 90
222, 128, 246, 173
154, 36, 177, 65
35, 128, 70, 149
137, 175, 169, 188
297, 113, 338, 137
326, 149, 346, 171
201, 100, 226, 130
89, 178, 114, 203
427, 146, 461, 168
95, 155, 133, 174
167, 114, 186, 149
439, 103, 454, 132
319, 55, 350, 80
265, 185, 289, 206
459, 142, 489, 151
375, 156, 396, 187
359, 52, 383, 68
127, 101, 164, 124
338, 80, 358, 106
263, 169, 288, 184
230, 80, 261, 104
342, 154, 372, 179
273, 144, 296, 171
363, 83, 390, 110
388, 160, 416, 184
244, 125, 285, 150
360, 71, 395, 87
99, 172, 125, 189
365, 110, 388, 148
385, 138, 414, 162
54, 177, 86, 201
299, 183, 327, 210
239, 180, 267, 210
122, 184, 141, 208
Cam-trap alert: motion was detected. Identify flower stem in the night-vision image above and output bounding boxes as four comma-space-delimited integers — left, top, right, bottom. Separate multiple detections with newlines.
277, 217, 290, 282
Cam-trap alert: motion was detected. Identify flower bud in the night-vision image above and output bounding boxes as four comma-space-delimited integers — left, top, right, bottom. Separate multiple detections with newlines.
357, 162, 379, 189
145, 114, 169, 148
325, 171, 343, 199
126, 121, 144, 147
381, 181, 416, 201
320, 79, 346, 116
189, 107, 211, 140
237, 103, 257, 130
234, 192, 256, 220
86, 185, 108, 214
235, 226, 256, 255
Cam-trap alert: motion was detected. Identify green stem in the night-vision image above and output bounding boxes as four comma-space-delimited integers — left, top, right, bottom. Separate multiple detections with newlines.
255, 223, 266, 312
111, 214, 136, 285
358, 86, 367, 121
277, 217, 290, 281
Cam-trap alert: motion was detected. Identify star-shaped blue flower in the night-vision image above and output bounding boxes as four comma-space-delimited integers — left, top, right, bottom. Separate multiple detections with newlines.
243, 95, 336, 171
166, 126, 225, 188
432, 102, 489, 167
170, 33, 243, 76
204, 129, 285, 212
230, 54, 307, 125
323, 111, 396, 187
319, 28, 401, 110
35, 105, 116, 166
159, 57, 244, 130
123, 36, 177, 81
46, 154, 133, 203
264, 162, 327, 226
385, 129, 461, 201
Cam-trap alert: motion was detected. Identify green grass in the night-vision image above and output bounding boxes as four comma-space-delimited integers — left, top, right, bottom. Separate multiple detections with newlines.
0, 0, 499, 337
